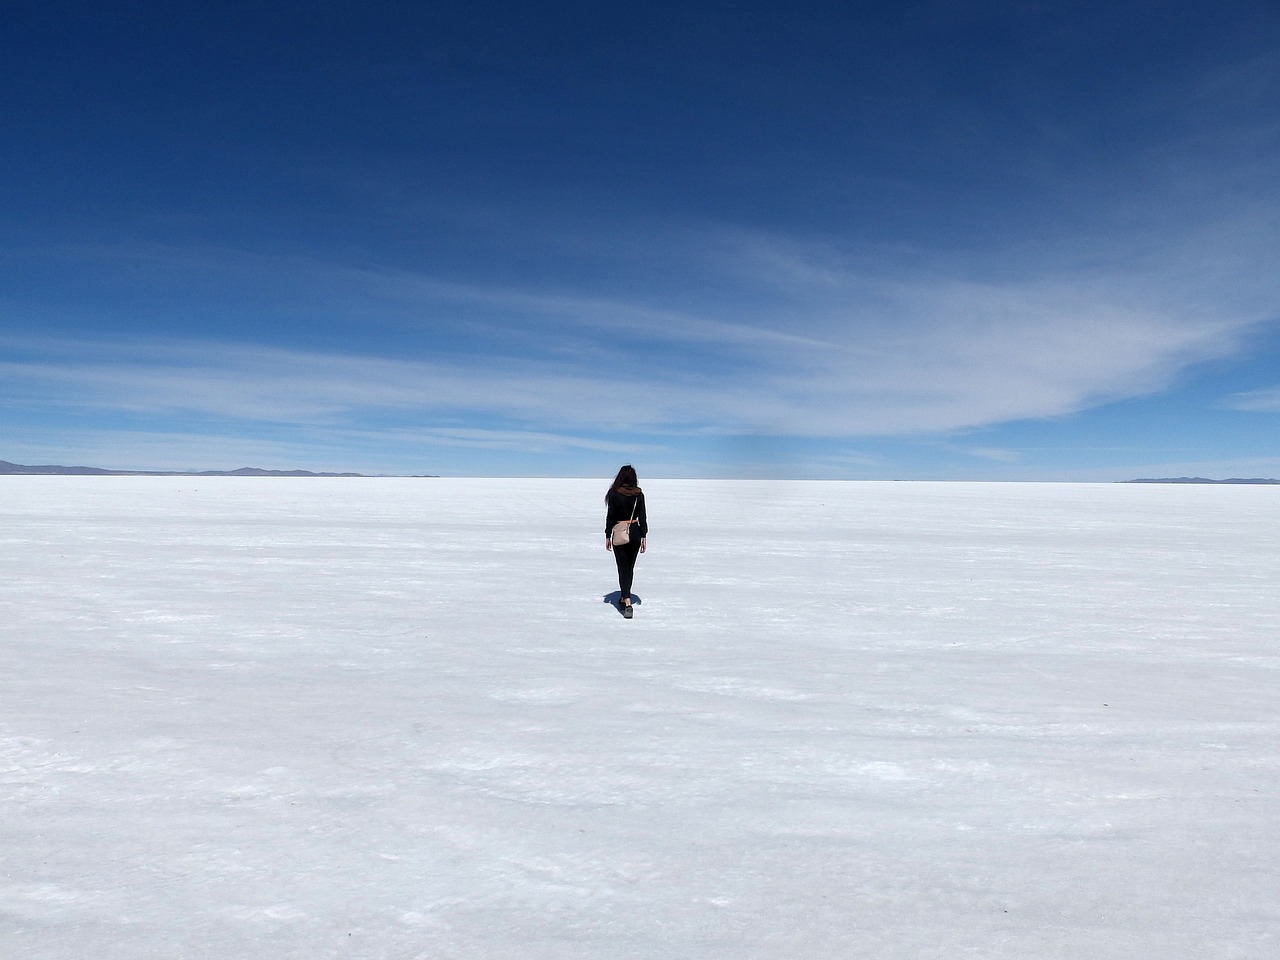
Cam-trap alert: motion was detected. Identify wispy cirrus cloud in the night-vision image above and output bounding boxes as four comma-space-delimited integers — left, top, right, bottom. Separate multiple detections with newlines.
1223, 387, 1280, 413
4, 115, 1277, 472
4, 194, 1273, 446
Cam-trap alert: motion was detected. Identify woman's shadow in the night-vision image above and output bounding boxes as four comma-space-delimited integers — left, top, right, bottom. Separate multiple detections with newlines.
602, 591, 642, 616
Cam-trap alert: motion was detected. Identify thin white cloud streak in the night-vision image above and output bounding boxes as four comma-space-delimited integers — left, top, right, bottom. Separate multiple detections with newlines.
0, 337, 736, 433
319, 425, 657, 456
360, 271, 836, 355
964, 447, 1023, 464
1224, 387, 1280, 413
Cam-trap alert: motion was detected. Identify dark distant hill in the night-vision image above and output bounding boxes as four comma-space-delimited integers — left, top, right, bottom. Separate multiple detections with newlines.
0, 459, 369, 477
195, 467, 369, 477
1124, 477, 1280, 484
0, 460, 119, 475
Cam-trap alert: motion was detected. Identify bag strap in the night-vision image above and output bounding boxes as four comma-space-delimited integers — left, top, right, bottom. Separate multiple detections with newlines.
611, 493, 639, 532
612, 496, 639, 534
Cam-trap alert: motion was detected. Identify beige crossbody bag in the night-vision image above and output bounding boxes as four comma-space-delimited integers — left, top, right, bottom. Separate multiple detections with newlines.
611, 497, 638, 547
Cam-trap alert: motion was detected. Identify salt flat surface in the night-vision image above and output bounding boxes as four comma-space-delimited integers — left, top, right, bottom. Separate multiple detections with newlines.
2, 477, 1277, 959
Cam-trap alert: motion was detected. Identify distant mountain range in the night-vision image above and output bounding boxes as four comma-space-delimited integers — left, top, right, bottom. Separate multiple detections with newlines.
0, 459, 370, 477
4, 459, 1273, 483
1124, 477, 1280, 484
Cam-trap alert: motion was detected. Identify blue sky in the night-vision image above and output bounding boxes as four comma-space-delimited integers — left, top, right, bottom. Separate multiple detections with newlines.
3, 1, 1278, 479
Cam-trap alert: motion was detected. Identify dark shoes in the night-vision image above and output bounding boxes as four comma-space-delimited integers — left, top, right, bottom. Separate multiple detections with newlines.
621, 600, 634, 619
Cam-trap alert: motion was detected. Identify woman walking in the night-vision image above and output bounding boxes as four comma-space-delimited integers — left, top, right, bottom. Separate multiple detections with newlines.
605, 464, 648, 618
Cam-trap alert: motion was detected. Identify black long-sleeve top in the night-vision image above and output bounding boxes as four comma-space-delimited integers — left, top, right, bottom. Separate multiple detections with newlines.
605, 490, 648, 540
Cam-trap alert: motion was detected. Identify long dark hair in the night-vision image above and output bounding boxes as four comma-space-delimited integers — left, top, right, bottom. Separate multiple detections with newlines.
607, 464, 641, 500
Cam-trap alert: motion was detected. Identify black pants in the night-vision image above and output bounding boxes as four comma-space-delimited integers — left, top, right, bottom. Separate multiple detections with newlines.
612, 538, 642, 601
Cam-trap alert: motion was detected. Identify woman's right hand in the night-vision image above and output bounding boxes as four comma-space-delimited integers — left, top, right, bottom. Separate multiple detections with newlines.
605, 537, 613, 552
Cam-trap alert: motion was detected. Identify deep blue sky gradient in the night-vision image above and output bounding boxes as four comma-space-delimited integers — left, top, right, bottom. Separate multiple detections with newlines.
3, 1, 1279, 477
